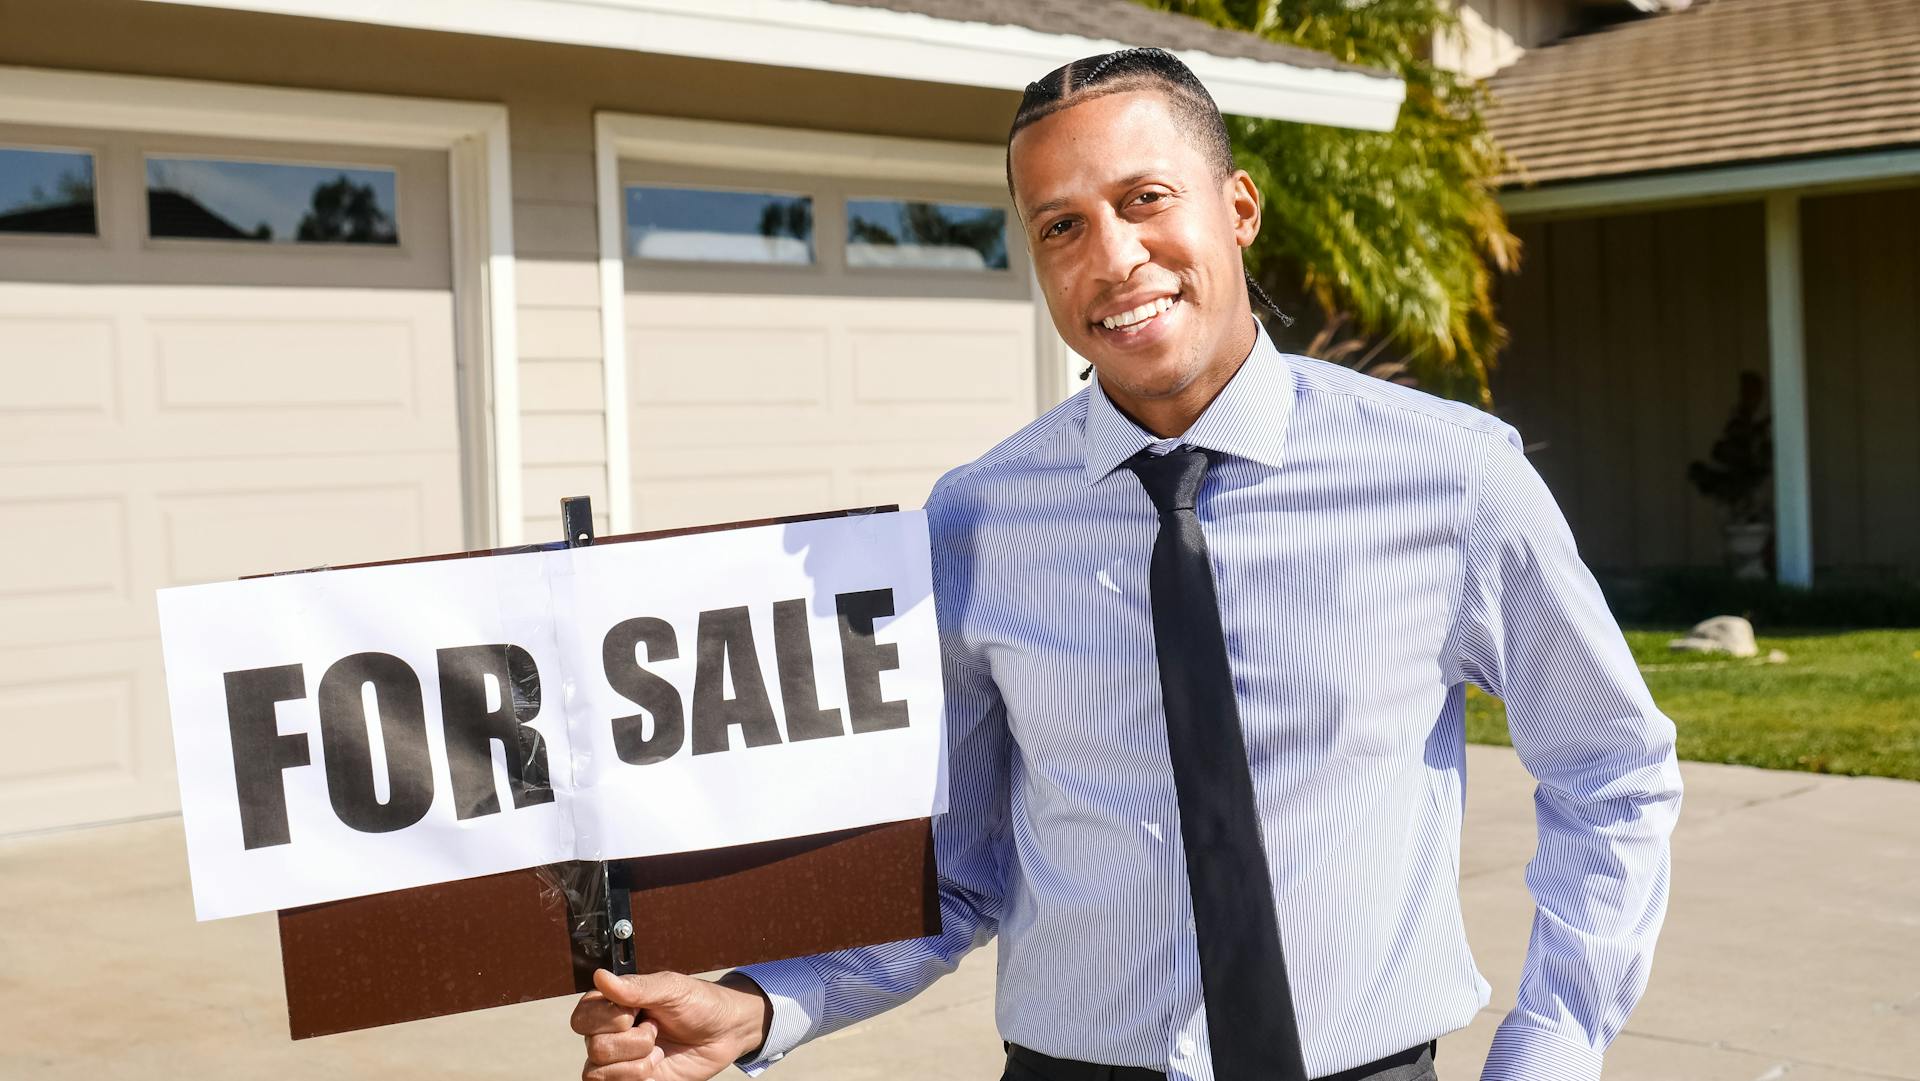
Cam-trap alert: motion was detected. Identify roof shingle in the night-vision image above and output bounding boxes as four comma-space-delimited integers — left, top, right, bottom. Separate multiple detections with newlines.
1488, 0, 1920, 186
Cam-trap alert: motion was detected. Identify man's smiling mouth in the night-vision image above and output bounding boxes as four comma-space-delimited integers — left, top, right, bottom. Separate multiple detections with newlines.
1098, 294, 1180, 332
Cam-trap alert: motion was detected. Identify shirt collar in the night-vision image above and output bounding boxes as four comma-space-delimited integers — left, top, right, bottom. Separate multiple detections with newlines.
1082, 317, 1296, 484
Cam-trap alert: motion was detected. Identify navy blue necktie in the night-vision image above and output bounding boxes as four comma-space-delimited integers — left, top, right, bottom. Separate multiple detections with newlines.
1123, 446, 1307, 1081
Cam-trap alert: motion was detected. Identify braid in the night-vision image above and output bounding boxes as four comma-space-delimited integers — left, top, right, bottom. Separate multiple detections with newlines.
1078, 48, 1138, 84
1244, 271, 1294, 327
1008, 47, 1235, 192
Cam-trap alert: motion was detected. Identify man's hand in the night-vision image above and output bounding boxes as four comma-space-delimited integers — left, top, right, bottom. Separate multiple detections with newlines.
572, 968, 774, 1081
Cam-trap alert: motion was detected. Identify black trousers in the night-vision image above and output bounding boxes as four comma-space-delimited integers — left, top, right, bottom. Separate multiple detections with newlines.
999, 1041, 1438, 1081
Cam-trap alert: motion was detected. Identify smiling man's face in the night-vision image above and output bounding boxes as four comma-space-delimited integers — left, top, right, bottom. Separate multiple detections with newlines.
1009, 89, 1261, 431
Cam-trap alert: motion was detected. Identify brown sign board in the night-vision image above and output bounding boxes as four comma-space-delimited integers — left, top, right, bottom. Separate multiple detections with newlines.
266, 503, 940, 1038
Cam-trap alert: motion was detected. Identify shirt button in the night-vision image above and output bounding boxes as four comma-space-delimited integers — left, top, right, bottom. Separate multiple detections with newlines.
1177, 1036, 1198, 1057
1186, 917, 1196, 932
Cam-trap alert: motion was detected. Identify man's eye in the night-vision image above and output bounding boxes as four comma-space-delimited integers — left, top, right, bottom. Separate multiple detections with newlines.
1044, 219, 1074, 238
1134, 191, 1164, 206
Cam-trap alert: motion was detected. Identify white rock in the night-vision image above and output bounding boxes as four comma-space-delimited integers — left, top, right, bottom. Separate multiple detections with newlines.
1668, 615, 1759, 658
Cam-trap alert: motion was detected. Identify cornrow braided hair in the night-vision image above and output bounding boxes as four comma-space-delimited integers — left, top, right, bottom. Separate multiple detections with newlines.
1007, 47, 1292, 381
1010, 47, 1233, 189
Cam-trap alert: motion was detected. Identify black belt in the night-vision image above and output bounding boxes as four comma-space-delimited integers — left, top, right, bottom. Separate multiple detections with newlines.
1005, 1040, 1434, 1081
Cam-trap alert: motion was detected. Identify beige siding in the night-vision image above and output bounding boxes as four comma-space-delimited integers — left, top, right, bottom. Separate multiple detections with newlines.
0, 0, 1018, 546
1493, 203, 1770, 573
1802, 186, 1920, 579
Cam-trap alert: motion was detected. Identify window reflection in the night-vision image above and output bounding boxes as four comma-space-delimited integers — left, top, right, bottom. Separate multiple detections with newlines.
0, 147, 97, 236
846, 199, 1008, 270
625, 185, 814, 264
145, 157, 399, 244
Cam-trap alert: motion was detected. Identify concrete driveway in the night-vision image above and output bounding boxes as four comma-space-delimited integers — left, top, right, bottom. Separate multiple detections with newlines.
2, 746, 1914, 1080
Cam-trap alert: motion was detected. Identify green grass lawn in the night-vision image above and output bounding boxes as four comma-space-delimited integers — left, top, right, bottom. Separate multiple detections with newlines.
1464, 628, 1920, 781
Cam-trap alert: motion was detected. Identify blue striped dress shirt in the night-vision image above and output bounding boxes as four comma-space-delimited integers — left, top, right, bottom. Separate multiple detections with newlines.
736, 319, 1683, 1081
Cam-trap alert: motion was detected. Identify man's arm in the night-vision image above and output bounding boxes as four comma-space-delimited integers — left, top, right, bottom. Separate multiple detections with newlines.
574, 491, 1015, 1080
727, 497, 1014, 1074
727, 674, 1009, 1072
1445, 424, 1685, 1081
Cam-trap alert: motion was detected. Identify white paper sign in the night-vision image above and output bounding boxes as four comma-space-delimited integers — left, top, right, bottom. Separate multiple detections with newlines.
157, 511, 945, 921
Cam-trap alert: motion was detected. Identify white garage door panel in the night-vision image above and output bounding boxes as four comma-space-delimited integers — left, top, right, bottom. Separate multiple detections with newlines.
0, 128, 464, 833
0, 457, 462, 652
0, 457, 458, 837
0, 640, 170, 835
847, 326, 1027, 404
0, 286, 457, 464
0, 668, 137, 785
627, 293, 1035, 528
641, 324, 833, 407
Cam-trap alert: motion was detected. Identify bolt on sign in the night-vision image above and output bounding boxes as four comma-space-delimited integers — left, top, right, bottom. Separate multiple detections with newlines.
158, 511, 945, 922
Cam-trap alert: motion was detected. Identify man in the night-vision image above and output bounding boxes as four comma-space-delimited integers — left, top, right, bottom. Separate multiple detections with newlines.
571, 48, 1682, 1081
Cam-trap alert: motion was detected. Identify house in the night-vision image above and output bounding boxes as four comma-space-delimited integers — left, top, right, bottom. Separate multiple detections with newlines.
0, 0, 1402, 835
1460, 0, 1920, 589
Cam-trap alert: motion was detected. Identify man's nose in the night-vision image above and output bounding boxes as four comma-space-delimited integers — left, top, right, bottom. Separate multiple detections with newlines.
1085, 214, 1150, 286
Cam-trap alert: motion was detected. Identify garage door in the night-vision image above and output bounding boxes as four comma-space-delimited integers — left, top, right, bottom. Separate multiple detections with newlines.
0, 123, 466, 834
621, 162, 1038, 530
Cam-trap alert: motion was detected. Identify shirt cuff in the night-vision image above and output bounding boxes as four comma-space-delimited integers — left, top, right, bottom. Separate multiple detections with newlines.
1480, 1017, 1605, 1081
728, 957, 826, 1076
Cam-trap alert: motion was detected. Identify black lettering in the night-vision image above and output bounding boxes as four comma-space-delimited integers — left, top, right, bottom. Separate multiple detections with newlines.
223, 664, 311, 850
772, 598, 843, 742
602, 617, 685, 765
316, 652, 435, 834
691, 606, 783, 754
437, 644, 554, 819
837, 589, 910, 733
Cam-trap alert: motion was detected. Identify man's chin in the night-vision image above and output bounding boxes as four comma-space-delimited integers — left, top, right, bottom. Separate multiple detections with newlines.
1084, 351, 1195, 401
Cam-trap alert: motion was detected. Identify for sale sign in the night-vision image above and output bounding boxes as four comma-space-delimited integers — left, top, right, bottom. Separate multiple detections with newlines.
157, 511, 945, 921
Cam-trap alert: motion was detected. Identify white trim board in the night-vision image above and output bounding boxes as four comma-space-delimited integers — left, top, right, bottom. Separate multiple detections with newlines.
1501, 148, 1920, 218
141, 0, 1405, 131
595, 114, 635, 537
0, 65, 522, 547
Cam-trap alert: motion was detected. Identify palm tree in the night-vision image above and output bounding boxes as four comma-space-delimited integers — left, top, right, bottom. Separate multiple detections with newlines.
1139, 0, 1518, 405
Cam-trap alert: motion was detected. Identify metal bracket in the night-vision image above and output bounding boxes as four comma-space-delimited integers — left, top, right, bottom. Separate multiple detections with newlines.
604, 860, 637, 976
558, 496, 636, 974
562, 495, 595, 549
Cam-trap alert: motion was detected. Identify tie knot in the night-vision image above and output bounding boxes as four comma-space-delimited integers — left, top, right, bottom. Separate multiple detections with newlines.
1123, 445, 1211, 515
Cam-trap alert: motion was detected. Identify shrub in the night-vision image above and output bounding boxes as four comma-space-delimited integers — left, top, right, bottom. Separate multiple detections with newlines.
1599, 566, 1920, 629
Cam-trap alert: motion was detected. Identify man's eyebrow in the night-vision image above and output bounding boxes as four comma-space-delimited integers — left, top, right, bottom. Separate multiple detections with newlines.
1024, 195, 1072, 221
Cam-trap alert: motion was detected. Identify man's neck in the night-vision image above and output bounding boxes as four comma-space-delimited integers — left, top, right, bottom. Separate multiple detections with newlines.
1111, 315, 1260, 439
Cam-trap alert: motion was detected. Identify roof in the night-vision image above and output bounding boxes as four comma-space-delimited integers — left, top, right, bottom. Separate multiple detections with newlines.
1488, 0, 1920, 186
822, 0, 1374, 75
137, 0, 1404, 130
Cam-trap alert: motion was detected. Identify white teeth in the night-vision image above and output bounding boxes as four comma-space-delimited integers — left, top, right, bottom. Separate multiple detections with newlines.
1101, 296, 1178, 330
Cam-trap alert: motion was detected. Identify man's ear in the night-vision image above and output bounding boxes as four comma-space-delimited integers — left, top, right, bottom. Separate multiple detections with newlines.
1229, 169, 1261, 250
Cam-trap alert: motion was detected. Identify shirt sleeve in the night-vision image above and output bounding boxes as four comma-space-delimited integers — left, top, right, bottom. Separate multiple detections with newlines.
1445, 423, 1685, 1081
729, 488, 1013, 1074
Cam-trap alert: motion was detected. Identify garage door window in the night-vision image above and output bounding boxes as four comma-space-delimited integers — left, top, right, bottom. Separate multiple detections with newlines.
144, 155, 399, 245
0, 146, 97, 235
625, 185, 814, 265
846, 198, 1007, 271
